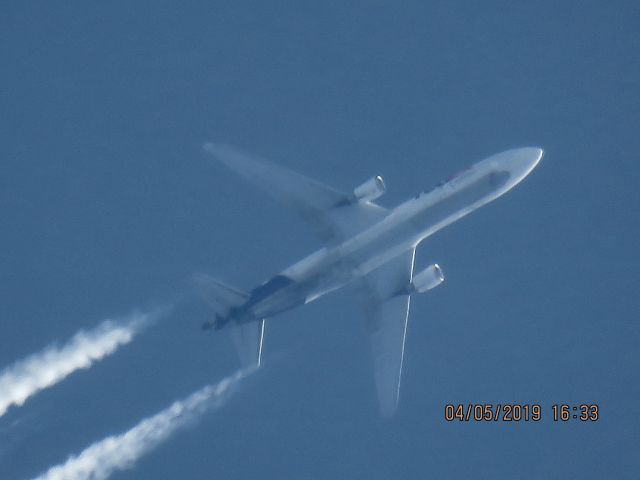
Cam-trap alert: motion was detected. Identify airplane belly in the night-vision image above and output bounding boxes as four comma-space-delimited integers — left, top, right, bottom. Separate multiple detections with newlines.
266, 170, 513, 311
332, 170, 512, 276
410, 170, 510, 237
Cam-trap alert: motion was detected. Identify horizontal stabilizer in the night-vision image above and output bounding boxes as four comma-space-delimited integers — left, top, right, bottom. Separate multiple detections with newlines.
192, 273, 248, 313
192, 273, 265, 368
230, 319, 266, 368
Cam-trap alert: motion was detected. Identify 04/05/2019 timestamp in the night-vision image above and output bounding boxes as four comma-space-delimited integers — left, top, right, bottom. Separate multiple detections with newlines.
443, 404, 599, 422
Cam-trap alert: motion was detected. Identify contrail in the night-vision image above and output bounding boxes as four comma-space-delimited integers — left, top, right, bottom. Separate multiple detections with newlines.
0, 308, 167, 417
32, 368, 254, 480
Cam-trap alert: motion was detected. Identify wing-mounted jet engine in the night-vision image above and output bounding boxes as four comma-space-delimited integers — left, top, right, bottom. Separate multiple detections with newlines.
409, 264, 444, 293
352, 176, 385, 202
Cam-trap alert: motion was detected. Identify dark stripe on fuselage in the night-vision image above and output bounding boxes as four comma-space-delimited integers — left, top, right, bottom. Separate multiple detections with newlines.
245, 275, 294, 309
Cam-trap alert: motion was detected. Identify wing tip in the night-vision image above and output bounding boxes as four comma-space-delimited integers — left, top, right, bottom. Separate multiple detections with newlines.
202, 141, 226, 156
202, 142, 265, 171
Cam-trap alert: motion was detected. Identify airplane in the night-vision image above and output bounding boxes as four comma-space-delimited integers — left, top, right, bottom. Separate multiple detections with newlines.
196, 143, 543, 416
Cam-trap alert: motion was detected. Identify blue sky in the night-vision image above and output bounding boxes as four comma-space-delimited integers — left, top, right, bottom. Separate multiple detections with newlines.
1, 1, 639, 479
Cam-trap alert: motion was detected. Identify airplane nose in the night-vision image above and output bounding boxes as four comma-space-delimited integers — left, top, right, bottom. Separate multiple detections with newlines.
502, 147, 543, 184
520, 147, 544, 168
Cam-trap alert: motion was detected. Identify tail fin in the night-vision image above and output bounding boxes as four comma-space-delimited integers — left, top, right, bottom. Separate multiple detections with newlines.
192, 273, 265, 368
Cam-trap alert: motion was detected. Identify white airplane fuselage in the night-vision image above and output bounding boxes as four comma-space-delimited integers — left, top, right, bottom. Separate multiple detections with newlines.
221, 148, 542, 326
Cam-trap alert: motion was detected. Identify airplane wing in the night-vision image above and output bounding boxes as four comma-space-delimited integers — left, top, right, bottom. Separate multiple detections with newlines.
360, 248, 416, 417
203, 143, 388, 241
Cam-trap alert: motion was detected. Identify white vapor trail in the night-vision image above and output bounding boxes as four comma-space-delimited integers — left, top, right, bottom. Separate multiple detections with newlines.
33, 368, 253, 480
0, 309, 166, 417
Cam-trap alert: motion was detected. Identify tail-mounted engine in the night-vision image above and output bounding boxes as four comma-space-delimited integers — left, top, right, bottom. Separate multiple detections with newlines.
410, 264, 444, 293
353, 176, 385, 202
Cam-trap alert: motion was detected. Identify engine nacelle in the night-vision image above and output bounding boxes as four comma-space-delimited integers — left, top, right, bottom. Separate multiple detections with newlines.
410, 264, 444, 293
353, 176, 385, 202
